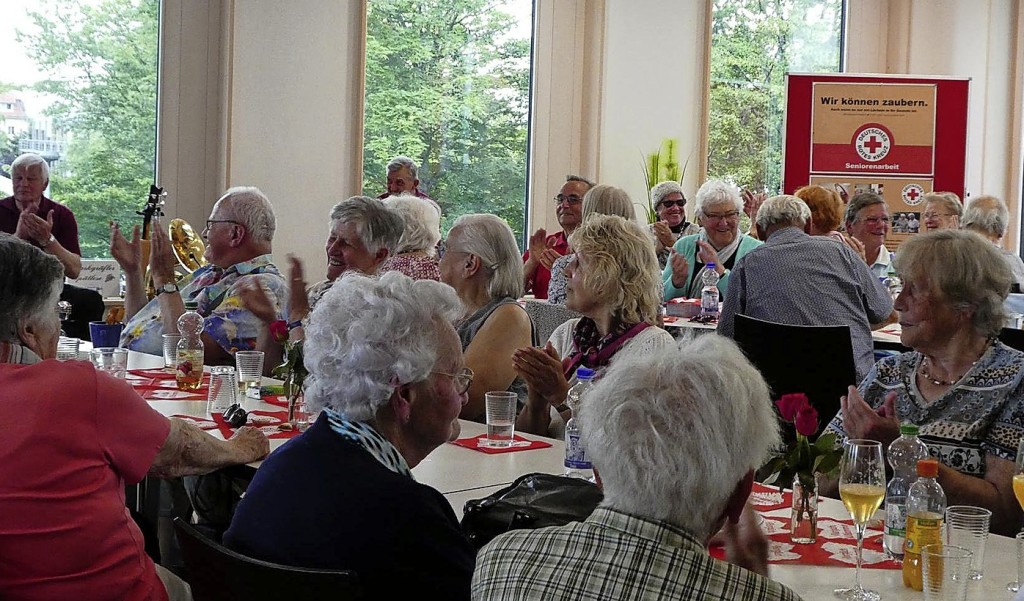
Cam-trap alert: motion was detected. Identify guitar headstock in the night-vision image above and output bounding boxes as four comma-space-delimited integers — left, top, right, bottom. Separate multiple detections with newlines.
138, 184, 166, 221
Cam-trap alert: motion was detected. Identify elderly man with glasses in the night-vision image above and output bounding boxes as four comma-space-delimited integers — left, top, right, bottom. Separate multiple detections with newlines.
522, 174, 594, 299
110, 186, 287, 365
225, 271, 477, 600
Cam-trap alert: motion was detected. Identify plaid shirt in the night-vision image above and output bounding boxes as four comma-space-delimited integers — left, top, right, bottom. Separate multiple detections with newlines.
472, 507, 802, 601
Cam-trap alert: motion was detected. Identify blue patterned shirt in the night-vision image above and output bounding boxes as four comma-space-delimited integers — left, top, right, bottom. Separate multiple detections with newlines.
121, 254, 286, 356
826, 341, 1024, 475
472, 506, 802, 601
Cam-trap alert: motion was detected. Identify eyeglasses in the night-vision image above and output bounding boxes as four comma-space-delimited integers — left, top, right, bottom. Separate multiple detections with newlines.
657, 199, 686, 209
922, 213, 954, 219
432, 367, 474, 395
858, 216, 891, 225
703, 210, 740, 222
553, 194, 583, 206
204, 219, 243, 232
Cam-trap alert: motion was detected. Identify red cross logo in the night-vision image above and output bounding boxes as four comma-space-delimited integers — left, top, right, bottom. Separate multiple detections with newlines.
906, 188, 920, 201
863, 136, 883, 154
854, 126, 892, 162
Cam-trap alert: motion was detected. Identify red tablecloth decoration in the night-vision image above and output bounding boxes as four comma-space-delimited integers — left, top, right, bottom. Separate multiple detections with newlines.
451, 434, 552, 454
170, 414, 218, 431
127, 368, 209, 400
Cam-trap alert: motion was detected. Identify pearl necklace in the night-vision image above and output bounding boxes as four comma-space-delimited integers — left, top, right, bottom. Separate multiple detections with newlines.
917, 340, 992, 386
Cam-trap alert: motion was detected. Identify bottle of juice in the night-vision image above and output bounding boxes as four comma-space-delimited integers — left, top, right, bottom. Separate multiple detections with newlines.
902, 458, 945, 590
175, 301, 205, 391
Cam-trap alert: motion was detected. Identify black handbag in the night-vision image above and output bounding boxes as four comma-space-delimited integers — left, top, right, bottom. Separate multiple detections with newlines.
460, 473, 603, 549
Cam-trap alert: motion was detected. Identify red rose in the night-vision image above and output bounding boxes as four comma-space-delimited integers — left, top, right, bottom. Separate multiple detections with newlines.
775, 393, 810, 422
269, 319, 289, 343
794, 405, 819, 437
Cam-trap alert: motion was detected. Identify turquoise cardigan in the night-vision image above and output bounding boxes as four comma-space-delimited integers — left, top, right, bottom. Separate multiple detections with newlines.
661, 233, 762, 301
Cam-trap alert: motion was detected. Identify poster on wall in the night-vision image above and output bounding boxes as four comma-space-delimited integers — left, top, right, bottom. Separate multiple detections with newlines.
783, 73, 969, 250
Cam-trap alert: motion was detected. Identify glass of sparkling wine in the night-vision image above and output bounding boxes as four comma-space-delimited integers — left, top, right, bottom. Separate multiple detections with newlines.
1007, 437, 1024, 592
835, 439, 886, 601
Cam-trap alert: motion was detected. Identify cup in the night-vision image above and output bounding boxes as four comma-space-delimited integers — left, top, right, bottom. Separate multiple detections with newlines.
56, 336, 80, 361
234, 350, 265, 399
90, 347, 128, 378
88, 321, 124, 347
161, 334, 181, 370
484, 391, 517, 448
292, 397, 313, 432
945, 505, 991, 579
1011, 532, 1024, 592
921, 544, 973, 601
207, 365, 238, 415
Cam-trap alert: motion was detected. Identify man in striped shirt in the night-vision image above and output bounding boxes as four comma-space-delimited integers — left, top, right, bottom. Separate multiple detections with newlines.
471, 336, 803, 601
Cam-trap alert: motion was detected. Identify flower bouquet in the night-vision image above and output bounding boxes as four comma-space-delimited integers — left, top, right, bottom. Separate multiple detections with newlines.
761, 393, 843, 543
269, 320, 308, 426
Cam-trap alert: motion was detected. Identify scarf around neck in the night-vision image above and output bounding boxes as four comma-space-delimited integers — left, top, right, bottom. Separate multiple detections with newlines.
0, 341, 42, 365
687, 229, 743, 298
323, 408, 414, 479
563, 317, 651, 378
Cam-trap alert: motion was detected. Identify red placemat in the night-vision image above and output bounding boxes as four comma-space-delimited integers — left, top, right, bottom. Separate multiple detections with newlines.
211, 409, 302, 440
749, 482, 792, 512
451, 434, 552, 454
128, 368, 210, 399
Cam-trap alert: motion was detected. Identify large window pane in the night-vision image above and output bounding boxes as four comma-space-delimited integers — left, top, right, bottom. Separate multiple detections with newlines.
708, 0, 843, 193
362, 0, 533, 240
0, 0, 159, 258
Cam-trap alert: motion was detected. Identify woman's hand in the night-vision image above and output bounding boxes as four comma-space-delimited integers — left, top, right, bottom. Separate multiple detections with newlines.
696, 240, 725, 275
236, 279, 278, 324
285, 254, 311, 322
840, 386, 899, 448
832, 232, 867, 263
513, 343, 568, 408
652, 221, 676, 250
669, 249, 689, 289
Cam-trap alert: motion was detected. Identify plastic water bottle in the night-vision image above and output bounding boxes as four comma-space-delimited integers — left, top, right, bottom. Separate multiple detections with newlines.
903, 458, 945, 590
700, 263, 720, 317
884, 423, 930, 560
564, 367, 595, 481
175, 300, 205, 391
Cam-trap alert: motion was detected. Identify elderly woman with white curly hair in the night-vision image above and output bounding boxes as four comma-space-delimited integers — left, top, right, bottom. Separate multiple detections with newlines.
662, 179, 762, 301
224, 271, 476, 599
379, 193, 442, 280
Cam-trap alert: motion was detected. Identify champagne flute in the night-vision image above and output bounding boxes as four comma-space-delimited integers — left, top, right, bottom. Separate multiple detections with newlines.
834, 439, 886, 601
1007, 437, 1024, 592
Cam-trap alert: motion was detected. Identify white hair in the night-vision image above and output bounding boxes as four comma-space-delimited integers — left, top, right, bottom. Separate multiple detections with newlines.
650, 181, 685, 208
220, 186, 276, 243
11, 153, 49, 182
579, 334, 781, 539
329, 196, 405, 256
694, 179, 743, 218
0, 234, 64, 342
386, 156, 418, 179
383, 193, 441, 255
582, 184, 636, 222
755, 194, 811, 231
450, 214, 524, 299
303, 271, 463, 420
962, 195, 1009, 238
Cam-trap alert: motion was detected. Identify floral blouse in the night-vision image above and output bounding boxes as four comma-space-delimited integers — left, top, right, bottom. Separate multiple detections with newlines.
826, 341, 1024, 476
121, 254, 287, 356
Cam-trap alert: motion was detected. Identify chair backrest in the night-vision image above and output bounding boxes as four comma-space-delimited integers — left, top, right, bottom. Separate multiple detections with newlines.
173, 518, 362, 601
999, 327, 1024, 352
521, 300, 582, 343
733, 314, 857, 439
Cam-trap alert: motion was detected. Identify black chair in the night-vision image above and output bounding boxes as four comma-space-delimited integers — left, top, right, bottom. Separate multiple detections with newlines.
172, 518, 362, 601
733, 314, 857, 440
999, 327, 1024, 352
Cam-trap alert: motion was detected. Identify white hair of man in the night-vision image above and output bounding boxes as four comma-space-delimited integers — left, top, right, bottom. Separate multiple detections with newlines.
0, 234, 64, 343
450, 213, 524, 300
302, 271, 463, 421
386, 155, 419, 180
755, 194, 811, 232
962, 195, 1009, 238
220, 186, 276, 243
693, 179, 743, 218
650, 181, 685, 208
329, 196, 405, 256
383, 193, 441, 255
11, 152, 49, 182
579, 334, 781, 540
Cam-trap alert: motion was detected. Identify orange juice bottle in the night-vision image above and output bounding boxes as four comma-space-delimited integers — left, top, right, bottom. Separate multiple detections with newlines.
902, 458, 945, 590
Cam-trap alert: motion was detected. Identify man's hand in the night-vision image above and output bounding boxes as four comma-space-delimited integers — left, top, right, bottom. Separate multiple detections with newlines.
840, 386, 899, 448
669, 249, 689, 289
742, 189, 767, 221
526, 228, 548, 264
229, 426, 271, 463
148, 217, 179, 284
538, 247, 561, 271
110, 222, 143, 274
652, 221, 676, 249
18, 209, 54, 246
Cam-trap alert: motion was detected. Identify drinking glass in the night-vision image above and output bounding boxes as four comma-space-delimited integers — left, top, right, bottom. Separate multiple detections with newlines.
834, 439, 886, 601
234, 350, 265, 399
484, 391, 517, 448
1008, 437, 1024, 591
90, 347, 128, 378
161, 334, 181, 370
207, 365, 238, 415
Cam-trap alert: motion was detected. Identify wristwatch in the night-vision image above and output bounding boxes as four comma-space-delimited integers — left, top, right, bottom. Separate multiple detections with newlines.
155, 282, 179, 297
39, 234, 56, 248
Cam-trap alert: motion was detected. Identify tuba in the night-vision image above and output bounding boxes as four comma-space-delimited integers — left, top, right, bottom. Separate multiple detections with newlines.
169, 218, 207, 272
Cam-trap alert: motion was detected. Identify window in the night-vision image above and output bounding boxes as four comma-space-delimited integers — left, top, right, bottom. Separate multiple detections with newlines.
0, 0, 159, 258
361, 0, 534, 241
708, 0, 844, 193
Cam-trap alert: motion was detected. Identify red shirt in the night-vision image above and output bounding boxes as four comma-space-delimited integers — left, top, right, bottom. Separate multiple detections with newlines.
0, 360, 171, 601
522, 230, 569, 300
0, 195, 81, 255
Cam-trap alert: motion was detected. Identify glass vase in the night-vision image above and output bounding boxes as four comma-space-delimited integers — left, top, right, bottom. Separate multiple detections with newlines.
790, 474, 819, 544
